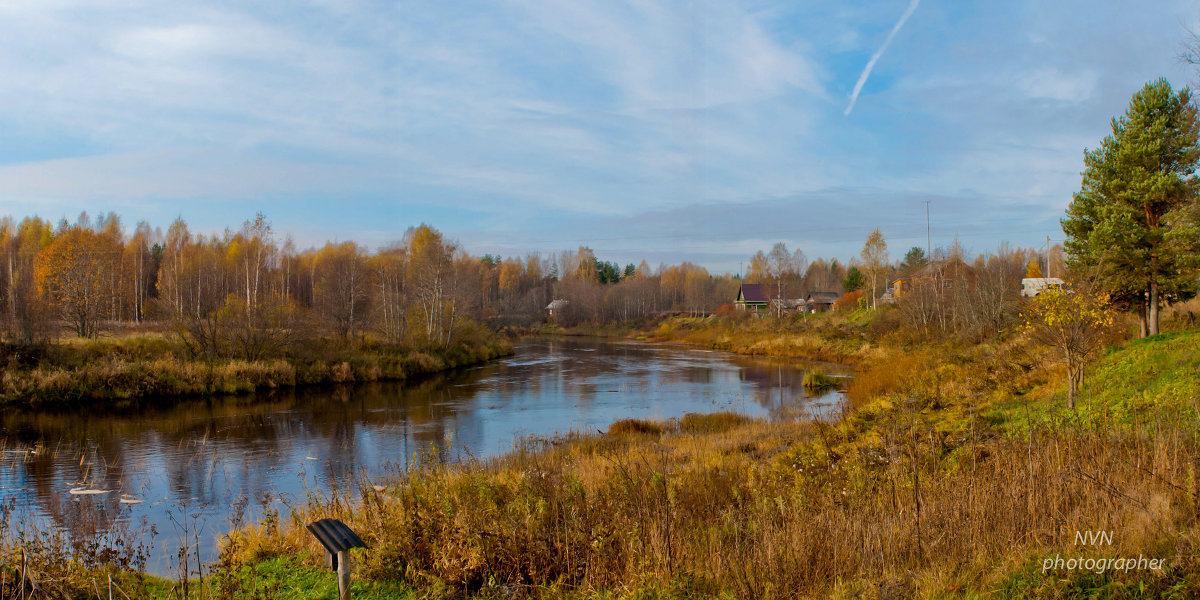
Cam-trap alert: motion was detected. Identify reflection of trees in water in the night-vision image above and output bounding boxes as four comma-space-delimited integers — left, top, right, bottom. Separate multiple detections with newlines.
731, 355, 851, 411
0, 338, 851, 566
10, 440, 128, 547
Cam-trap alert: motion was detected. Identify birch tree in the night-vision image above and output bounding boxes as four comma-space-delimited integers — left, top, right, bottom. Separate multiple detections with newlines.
860, 229, 888, 309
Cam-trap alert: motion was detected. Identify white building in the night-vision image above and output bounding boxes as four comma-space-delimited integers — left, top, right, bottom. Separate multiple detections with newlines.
1021, 278, 1064, 298
545, 299, 569, 317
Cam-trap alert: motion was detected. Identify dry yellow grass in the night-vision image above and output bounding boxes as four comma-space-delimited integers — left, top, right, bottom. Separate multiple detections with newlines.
210, 328, 1200, 598
221, 403, 1200, 599
0, 336, 512, 407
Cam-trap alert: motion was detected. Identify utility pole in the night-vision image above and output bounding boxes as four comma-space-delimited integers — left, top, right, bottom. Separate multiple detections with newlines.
925, 201, 931, 258
1046, 235, 1051, 279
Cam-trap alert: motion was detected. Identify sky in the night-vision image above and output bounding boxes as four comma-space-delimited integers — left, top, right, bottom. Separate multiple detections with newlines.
2, 0, 1199, 274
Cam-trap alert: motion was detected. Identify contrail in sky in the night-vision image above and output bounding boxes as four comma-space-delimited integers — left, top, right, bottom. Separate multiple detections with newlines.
844, 0, 921, 115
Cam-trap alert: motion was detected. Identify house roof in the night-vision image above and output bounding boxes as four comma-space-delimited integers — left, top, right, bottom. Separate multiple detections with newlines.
738, 283, 769, 303
806, 291, 840, 303
546, 299, 569, 310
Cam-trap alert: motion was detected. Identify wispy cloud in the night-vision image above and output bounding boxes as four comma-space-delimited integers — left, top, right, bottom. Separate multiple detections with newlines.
0, 0, 1197, 267
844, 0, 921, 115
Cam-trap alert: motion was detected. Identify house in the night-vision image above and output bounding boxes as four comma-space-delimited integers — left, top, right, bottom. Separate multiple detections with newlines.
771, 298, 807, 313
546, 299, 569, 318
1021, 278, 1064, 298
735, 283, 769, 312
891, 258, 977, 297
805, 291, 840, 313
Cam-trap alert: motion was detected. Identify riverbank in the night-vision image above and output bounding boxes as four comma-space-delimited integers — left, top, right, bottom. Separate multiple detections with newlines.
533, 309, 888, 364
8, 327, 1200, 598
0, 334, 513, 409
199, 328, 1200, 599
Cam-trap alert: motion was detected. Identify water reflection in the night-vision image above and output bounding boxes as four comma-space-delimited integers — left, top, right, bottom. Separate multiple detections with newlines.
0, 337, 848, 574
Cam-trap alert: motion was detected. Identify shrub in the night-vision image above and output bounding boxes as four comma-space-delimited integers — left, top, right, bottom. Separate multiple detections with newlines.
679, 411, 747, 433
834, 290, 864, 311
607, 419, 663, 436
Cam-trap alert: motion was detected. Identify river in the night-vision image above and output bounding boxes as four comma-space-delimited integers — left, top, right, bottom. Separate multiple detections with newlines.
0, 337, 849, 576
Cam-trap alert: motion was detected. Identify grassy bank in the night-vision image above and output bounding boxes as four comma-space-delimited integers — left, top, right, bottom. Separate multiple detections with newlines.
0, 334, 513, 409
193, 329, 1200, 599
8, 326, 1200, 598
535, 310, 890, 365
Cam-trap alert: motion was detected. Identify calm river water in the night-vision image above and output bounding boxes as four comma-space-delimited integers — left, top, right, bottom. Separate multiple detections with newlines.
0, 337, 848, 575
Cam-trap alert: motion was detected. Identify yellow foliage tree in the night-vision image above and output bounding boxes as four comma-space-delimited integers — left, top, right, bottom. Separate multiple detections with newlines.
1023, 285, 1114, 408
34, 227, 118, 338
1025, 259, 1043, 279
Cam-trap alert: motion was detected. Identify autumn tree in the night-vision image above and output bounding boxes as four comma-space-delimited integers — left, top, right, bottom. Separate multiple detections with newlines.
407, 224, 459, 346
804, 258, 844, 293
372, 245, 408, 343
766, 242, 804, 317
222, 214, 299, 360
164, 227, 234, 361
860, 228, 889, 308
960, 244, 1028, 339
573, 247, 598, 281
34, 223, 119, 338
746, 250, 769, 283
1062, 78, 1200, 337
1025, 259, 1043, 279
158, 218, 192, 317
124, 221, 157, 322
1024, 284, 1115, 408
498, 259, 521, 299
314, 241, 371, 339
0, 217, 53, 341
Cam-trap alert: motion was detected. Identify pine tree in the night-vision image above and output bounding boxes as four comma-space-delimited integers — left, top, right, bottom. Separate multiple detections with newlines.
1062, 78, 1200, 336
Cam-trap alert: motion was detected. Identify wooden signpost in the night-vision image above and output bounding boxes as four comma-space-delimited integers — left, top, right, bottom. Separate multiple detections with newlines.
306, 518, 367, 600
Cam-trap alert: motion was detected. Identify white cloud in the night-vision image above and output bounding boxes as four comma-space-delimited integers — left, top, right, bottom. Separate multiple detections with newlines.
510, 0, 824, 111
1019, 68, 1098, 102
0, 0, 1197, 269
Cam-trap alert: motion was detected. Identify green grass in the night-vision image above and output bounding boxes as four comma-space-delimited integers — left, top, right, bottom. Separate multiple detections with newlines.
1081, 330, 1200, 420
213, 556, 416, 600
983, 329, 1200, 436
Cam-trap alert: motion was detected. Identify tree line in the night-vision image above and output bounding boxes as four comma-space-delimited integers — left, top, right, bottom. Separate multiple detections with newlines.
0, 209, 1066, 345
7, 78, 1196, 352
1, 214, 522, 358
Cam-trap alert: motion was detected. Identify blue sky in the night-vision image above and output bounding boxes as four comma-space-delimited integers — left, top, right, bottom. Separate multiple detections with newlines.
2, 0, 1198, 273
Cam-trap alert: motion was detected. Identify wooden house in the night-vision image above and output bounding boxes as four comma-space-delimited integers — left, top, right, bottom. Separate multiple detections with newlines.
735, 283, 769, 312
805, 291, 839, 313
545, 299, 569, 319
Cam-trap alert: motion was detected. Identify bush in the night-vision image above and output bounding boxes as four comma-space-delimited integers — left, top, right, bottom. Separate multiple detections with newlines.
608, 419, 663, 436
834, 290, 864, 311
679, 411, 747, 433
